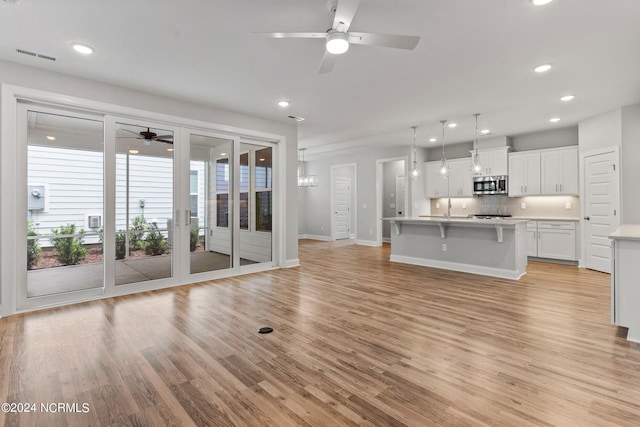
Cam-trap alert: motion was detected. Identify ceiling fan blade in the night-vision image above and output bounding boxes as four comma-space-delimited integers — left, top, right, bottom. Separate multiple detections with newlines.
348, 32, 420, 50
155, 139, 174, 144
318, 50, 336, 74
333, 0, 361, 33
155, 135, 174, 140
120, 128, 141, 136
252, 32, 326, 39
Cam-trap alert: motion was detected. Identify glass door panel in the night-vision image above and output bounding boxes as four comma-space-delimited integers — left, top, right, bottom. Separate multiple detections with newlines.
189, 134, 233, 274
239, 143, 272, 266
115, 123, 174, 285
26, 110, 104, 298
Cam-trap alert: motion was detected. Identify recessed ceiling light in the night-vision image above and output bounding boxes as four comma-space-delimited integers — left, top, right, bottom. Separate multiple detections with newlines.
560, 95, 575, 102
429, 138, 437, 143
447, 123, 457, 128
549, 117, 561, 123
480, 129, 491, 135
72, 43, 94, 55
128, 149, 139, 154
288, 115, 305, 122
259, 158, 266, 162
277, 100, 290, 108
220, 152, 227, 156
534, 64, 552, 73
46, 135, 56, 141
530, 0, 553, 5
167, 148, 174, 152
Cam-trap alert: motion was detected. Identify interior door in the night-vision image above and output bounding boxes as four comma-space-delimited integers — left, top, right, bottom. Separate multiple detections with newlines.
584, 149, 620, 273
334, 177, 351, 240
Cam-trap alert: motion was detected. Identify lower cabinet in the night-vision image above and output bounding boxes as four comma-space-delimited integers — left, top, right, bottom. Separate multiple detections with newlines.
527, 220, 577, 261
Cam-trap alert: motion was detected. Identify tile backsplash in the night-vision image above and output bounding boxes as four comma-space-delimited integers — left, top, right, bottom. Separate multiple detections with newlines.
429, 195, 580, 218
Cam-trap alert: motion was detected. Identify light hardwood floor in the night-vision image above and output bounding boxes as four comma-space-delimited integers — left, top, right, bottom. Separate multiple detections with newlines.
1, 239, 640, 426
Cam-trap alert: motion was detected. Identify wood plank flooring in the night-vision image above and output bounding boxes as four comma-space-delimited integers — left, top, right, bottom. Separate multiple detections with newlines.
2, 239, 640, 426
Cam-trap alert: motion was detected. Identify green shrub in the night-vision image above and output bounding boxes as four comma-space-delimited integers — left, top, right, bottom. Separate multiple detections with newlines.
27, 220, 41, 270
115, 231, 126, 260
51, 224, 87, 265
130, 215, 150, 251
144, 230, 169, 256
190, 228, 199, 252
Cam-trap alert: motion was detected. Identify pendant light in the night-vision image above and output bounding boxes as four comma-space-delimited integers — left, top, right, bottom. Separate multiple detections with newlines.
297, 148, 318, 187
471, 113, 483, 175
410, 125, 421, 180
438, 120, 449, 178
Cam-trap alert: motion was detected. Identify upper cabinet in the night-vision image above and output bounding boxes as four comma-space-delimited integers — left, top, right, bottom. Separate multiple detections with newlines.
509, 152, 541, 196
425, 161, 448, 198
508, 146, 578, 196
540, 147, 579, 195
425, 158, 472, 198
448, 158, 473, 197
474, 147, 509, 176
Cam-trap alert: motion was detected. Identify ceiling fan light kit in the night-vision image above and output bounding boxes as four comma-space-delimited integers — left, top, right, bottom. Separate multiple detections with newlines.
326, 30, 349, 54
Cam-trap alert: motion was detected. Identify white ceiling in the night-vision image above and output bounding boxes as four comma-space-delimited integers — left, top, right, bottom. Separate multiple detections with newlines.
1, 0, 639, 155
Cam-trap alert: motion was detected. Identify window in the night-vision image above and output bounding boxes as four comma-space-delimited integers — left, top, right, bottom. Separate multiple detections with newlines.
190, 170, 198, 216
240, 153, 249, 230
255, 148, 272, 232
216, 158, 229, 227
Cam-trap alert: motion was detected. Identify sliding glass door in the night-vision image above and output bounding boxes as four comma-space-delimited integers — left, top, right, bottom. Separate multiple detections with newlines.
23, 108, 105, 301
114, 122, 175, 285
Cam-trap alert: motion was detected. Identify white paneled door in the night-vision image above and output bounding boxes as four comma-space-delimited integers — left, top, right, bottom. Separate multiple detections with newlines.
333, 177, 351, 240
583, 149, 620, 273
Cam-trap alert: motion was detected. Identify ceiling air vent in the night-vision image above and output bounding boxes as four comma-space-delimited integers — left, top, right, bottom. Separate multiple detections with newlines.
15, 48, 56, 62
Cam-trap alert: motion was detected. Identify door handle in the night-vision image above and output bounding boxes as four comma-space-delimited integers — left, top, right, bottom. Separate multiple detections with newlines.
584, 216, 590, 221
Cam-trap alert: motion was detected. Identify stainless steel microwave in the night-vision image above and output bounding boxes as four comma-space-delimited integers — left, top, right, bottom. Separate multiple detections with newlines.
473, 175, 508, 195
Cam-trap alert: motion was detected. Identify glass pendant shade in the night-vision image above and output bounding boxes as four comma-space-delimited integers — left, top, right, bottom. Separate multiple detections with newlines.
471, 113, 483, 175
297, 148, 318, 188
438, 120, 449, 178
410, 126, 421, 180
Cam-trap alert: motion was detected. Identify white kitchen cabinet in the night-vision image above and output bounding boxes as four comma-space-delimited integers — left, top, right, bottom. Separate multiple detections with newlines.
425, 161, 448, 198
526, 221, 538, 256
527, 220, 577, 261
537, 221, 577, 260
448, 158, 473, 197
475, 147, 509, 176
610, 226, 640, 342
509, 152, 541, 196
540, 147, 578, 195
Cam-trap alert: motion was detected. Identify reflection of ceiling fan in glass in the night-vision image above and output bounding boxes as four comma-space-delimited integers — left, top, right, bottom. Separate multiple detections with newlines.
252, 0, 420, 74
119, 127, 173, 146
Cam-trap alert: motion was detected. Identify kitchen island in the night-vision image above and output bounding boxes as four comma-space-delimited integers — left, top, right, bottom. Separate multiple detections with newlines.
383, 216, 529, 279
609, 225, 640, 342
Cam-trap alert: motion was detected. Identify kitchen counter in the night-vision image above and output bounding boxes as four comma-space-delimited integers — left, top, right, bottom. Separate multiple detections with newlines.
382, 216, 528, 280
609, 224, 640, 241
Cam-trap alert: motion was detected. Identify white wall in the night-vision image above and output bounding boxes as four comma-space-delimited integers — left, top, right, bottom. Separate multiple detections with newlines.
621, 104, 640, 223
299, 144, 428, 244
578, 108, 622, 153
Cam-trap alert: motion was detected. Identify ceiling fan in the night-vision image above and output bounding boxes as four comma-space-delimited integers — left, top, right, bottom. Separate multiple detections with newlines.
252, 0, 420, 74
119, 127, 174, 145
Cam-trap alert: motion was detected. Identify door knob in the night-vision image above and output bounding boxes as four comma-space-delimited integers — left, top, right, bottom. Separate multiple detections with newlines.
584, 216, 590, 221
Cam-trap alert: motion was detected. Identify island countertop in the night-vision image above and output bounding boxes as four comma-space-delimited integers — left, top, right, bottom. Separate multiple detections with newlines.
383, 216, 530, 226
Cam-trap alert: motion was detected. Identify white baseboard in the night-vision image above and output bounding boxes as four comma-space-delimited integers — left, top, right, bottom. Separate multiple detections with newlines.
389, 254, 525, 280
356, 239, 380, 247
299, 234, 332, 241
382, 237, 391, 243
350, 233, 357, 239
285, 258, 300, 268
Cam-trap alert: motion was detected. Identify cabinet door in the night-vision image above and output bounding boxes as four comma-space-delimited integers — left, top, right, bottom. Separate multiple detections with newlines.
538, 228, 576, 260
558, 147, 578, 194
509, 152, 540, 196
448, 158, 472, 197
488, 149, 509, 176
526, 222, 538, 256
425, 162, 448, 198
540, 150, 560, 194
